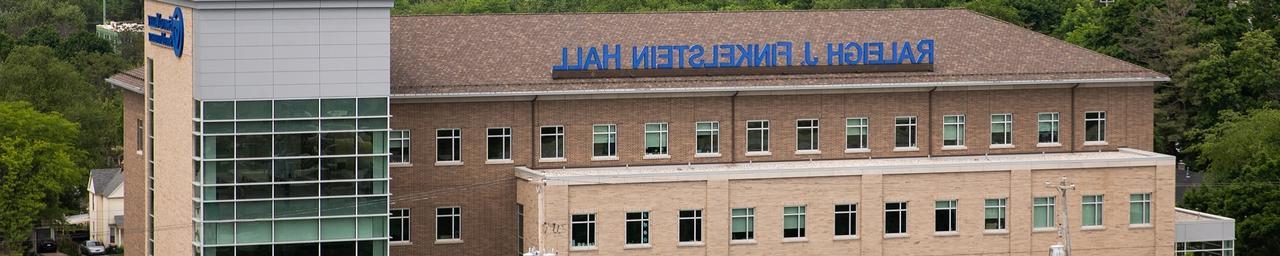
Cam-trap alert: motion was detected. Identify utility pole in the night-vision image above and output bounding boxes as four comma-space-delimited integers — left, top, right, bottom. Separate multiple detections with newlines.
1045, 177, 1076, 256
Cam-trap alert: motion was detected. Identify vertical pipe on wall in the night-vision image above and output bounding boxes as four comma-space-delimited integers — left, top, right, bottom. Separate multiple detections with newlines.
530, 96, 539, 167
1070, 84, 1078, 152
730, 92, 739, 163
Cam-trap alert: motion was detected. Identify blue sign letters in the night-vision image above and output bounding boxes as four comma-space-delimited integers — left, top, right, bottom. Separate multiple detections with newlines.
147, 7, 184, 57
553, 39, 935, 71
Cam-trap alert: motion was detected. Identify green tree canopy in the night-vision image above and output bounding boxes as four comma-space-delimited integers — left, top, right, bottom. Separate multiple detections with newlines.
0, 101, 83, 253
0, 45, 121, 168
1183, 109, 1280, 255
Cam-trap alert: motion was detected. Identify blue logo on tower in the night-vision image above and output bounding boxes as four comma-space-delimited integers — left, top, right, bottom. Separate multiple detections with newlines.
147, 7, 184, 57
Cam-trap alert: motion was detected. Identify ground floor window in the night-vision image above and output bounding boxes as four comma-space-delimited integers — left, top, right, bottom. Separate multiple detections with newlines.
886, 202, 907, 234
436, 207, 460, 240
835, 204, 857, 236
935, 200, 957, 232
390, 209, 410, 242
985, 198, 1007, 230
731, 208, 754, 240
783, 206, 806, 238
625, 211, 649, 245
679, 210, 702, 242
571, 214, 596, 248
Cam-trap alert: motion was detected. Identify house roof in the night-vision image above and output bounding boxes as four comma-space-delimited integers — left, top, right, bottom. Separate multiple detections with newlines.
105, 67, 144, 94
89, 168, 124, 196
390, 9, 1167, 98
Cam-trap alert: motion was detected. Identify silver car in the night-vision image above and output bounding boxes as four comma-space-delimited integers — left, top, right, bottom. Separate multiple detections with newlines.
79, 240, 107, 255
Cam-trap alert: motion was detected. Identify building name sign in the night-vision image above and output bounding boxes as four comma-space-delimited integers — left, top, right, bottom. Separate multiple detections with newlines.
147, 7, 184, 57
551, 39, 935, 79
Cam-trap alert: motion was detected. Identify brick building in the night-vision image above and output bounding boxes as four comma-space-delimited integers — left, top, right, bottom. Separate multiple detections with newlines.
110, 3, 1181, 256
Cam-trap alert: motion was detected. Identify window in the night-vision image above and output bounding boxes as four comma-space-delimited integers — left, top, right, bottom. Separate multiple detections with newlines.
783, 206, 806, 238
1037, 113, 1059, 143
389, 130, 411, 164
592, 125, 616, 157
943, 115, 965, 146
1082, 195, 1104, 227
136, 119, 144, 151
989, 114, 1013, 146
845, 118, 868, 150
571, 214, 596, 248
390, 209, 410, 242
679, 210, 702, 242
1085, 111, 1106, 142
935, 200, 957, 232
1033, 197, 1055, 229
796, 119, 819, 151
834, 204, 857, 236
984, 198, 1007, 230
730, 208, 754, 240
625, 212, 649, 245
435, 129, 460, 162
516, 204, 524, 251
894, 117, 917, 148
1130, 193, 1151, 225
436, 207, 460, 240
696, 122, 719, 154
885, 202, 907, 234
540, 126, 564, 159
644, 123, 668, 155
746, 121, 769, 152
486, 128, 511, 160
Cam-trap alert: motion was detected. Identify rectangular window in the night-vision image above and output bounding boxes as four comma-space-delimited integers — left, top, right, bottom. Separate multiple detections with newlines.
679, 210, 703, 242
796, 119, 819, 151
390, 130, 411, 164
540, 126, 564, 159
136, 119, 144, 151
435, 129, 461, 162
1038, 113, 1059, 143
1085, 111, 1106, 142
625, 212, 649, 245
885, 202, 907, 234
985, 198, 1007, 230
390, 209, 410, 242
486, 128, 511, 160
571, 214, 596, 248
1033, 197, 1056, 229
845, 118, 868, 150
943, 115, 965, 146
935, 200, 957, 232
991, 114, 1012, 146
436, 207, 460, 240
731, 208, 755, 240
1082, 195, 1104, 227
645, 123, 668, 155
1130, 193, 1151, 225
834, 204, 857, 236
783, 206, 806, 238
696, 122, 719, 154
895, 117, 917, 148
592, 125, 617, 157
746, 121, 769, 152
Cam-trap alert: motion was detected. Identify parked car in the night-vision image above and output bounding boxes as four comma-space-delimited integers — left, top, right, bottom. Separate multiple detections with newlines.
80, 240, 107, 255
35, 240, 56, 253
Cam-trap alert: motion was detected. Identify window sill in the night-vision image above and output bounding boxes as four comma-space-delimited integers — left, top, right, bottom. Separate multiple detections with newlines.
389, 163, 413, 168
388, 241, 413, 246
1083, 141, 1108, 146
569, 246, 597, 251
1033, 227, 1057, 233
893, 147, 920, 152
433, 161, 462, 167
623, 244, 651, 250
484, 159, 513, 165
538, 158, 566, 163
1128, 223, 1153, 229
643, 154, 671, 160
433, 239, 463, 245
832, 235, 859, 241
934, 231, 959, 237
729, 239, 757, 245
694, 153, 722, 158
745, 151, 772, 157
677, 241, 704, 247
883, 233, 910, 239
844, 148, 870, 154
781, 237, 808, 243
590, 156, 619, 161
989, 144, 1015, 149
1081, 226, 1105, 231
941, 145, 967, 151
794, 150, 821, 155
1036, 142, 1062, 148
983, 229, 1009, 235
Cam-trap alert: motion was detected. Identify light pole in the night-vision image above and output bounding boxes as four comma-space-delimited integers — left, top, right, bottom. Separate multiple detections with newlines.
1045, 177, 1076, 256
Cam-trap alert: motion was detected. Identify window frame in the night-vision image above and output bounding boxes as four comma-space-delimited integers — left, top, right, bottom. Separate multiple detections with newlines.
570, 213, 596, 248
390, 208, 411, 242
984, 198, 1008, 231
644, 123, 669, 156
942, 115, 965, 147
695, 122, 720, 155
435, 128, 461, 163
1033, 197, 1056, 229
844, 118, 868, 151
834, 204, 858, 237
746, 120, 770, 153
625, 211, 650, 245
390, 130, 411, 164
935, 200, 957, 232
885, 202, 908, 235
730, 207, 755, 241
435, 206, 461, 241
1037, 112, 1060, 144
592, 124, 617, 158
795, 119, 820, 151
1084, 111, 1107, 143
485, 127, 511, 161
678, 209, 703, 243
990, 113, 1013, 146
894, 116, 918, 149
1082, 195, 1104, 227
782, 206, 807, 239
1130, 193, 1151, 225
539, 126, 565, 160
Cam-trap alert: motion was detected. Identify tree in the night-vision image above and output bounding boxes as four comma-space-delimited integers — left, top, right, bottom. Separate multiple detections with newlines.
0, 45, 121, 168
0, 101, 83, 254
0, 0, 87, 37
957, 0, 1025, 26
1182, 109, 1280, 255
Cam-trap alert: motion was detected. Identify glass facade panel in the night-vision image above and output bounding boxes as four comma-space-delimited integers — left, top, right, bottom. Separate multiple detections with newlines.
321, 98, 357, 117
357, 98, 388, 116
275, 99, 319, 118
322, 218, 357, 240
275, 219, 319, 242
236, 221, 272, 243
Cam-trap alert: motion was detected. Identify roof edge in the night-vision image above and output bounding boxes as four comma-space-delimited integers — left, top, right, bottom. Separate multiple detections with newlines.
106, 77, 144, 95
392, 7, 970, 18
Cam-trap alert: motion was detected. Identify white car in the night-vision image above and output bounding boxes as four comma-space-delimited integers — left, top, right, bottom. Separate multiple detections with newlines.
79, 240, 107, 255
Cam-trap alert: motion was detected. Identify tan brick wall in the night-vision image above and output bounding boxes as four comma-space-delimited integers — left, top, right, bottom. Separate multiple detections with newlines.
122, 91, 146, 256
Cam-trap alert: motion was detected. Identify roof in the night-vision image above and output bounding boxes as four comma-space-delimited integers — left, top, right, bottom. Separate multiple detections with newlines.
516, 148, 1173, 185
89, 168, 124, 196
391, 9, 1167, 98
106, 67, 144, 94
1175, 207, 1235, 242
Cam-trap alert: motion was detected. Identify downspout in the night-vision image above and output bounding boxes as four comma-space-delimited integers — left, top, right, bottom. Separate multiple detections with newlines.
1069, 84, 1078, 152
927, 87, 937, 155
535, 179, 546, 254
530, 96, 539, 166
730, 92, 739, 162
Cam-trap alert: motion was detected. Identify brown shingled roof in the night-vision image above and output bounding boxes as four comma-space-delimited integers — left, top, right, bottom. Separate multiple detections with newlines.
106, 67, 145, 94
390, 9, 1165, 97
